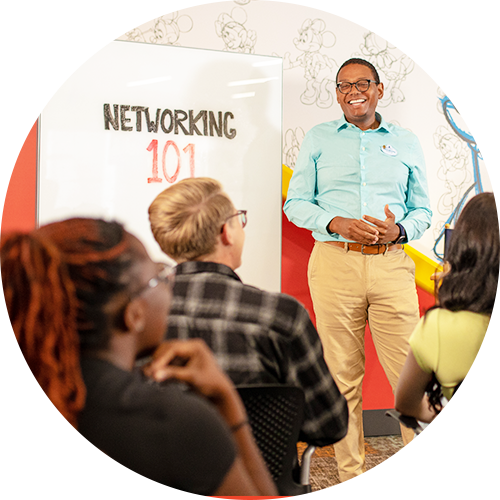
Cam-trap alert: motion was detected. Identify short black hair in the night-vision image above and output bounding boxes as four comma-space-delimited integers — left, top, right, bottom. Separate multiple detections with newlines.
336, 58, 380, 84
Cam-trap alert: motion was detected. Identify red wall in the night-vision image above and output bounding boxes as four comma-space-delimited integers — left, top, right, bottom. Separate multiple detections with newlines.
2, 122, 435, 410
0, 21, 38, 231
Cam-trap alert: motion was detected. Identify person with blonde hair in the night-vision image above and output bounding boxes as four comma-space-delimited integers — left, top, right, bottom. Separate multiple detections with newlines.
149, 177, 348, 449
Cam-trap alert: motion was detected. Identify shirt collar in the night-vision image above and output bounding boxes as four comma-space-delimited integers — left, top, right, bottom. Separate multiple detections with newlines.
174, 260, 242, 282
336, 113, 394, 134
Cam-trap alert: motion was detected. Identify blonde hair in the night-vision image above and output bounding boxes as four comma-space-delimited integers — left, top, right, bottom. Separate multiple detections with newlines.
149, 177, 234, 261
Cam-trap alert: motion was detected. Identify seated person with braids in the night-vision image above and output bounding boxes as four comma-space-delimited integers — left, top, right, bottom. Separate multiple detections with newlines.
148, 177, 348, 448
395, 192, 498, 422
0, 218, 276, 497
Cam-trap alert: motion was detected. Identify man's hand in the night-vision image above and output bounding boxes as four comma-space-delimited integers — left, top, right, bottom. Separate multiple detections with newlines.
328, 216, 380, 245
362, 205, 400, 244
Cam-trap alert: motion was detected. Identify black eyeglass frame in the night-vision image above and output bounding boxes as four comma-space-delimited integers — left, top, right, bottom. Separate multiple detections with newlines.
336, 79, 380, 94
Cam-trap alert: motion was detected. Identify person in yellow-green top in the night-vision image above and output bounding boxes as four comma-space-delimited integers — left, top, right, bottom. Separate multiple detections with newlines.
395, 192, 498, 422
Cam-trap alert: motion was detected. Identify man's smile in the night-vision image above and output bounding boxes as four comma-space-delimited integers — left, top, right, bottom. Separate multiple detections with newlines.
348, 98, 366, 106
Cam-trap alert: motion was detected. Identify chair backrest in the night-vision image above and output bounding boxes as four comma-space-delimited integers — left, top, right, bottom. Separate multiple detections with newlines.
236, 384, 308, 496
451, 375, 489, 432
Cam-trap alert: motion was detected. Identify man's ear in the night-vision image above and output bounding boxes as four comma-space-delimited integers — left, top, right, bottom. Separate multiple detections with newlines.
122, 298, 146, 334
220, 222, 234, 246
378, 82, 384, 100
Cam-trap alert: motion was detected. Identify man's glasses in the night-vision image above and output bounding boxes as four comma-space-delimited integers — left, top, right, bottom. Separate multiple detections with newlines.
131, 263, 174, 299
336, 79, 379, 94
225, 210, 248, 229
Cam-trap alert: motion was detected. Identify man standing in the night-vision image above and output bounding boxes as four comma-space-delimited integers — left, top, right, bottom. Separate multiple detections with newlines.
283, 58, 432, 481
149, 177, 348, 449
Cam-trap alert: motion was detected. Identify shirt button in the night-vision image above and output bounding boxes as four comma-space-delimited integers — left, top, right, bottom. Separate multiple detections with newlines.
363, 182, 366, 186
362, 166, 365, 169
362, 147, 366, 151
363, 203, 367, 206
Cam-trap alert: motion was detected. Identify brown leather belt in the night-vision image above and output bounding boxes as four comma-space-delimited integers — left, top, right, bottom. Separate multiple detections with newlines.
325, 241, 402, 254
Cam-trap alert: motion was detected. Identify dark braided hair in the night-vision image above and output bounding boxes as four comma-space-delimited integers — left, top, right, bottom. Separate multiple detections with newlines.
425, 192, 499, 413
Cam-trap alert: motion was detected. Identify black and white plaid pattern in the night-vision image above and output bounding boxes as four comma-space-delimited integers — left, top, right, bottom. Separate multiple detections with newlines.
166, 261, 348, 447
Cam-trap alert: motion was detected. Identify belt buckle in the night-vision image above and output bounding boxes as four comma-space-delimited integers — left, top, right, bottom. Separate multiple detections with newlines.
361, 244, 385, 255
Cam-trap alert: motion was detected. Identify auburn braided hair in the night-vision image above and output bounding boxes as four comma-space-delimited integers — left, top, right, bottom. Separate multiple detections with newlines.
36, 218, 135, 351
1, 218, 136, 428
0, 233, 85, 494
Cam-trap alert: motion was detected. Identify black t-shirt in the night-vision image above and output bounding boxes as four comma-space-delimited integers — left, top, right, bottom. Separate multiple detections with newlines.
78, 357, 236, 495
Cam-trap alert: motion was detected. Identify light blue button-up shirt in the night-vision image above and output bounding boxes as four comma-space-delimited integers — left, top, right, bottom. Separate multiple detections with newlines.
283, 114, 432, 243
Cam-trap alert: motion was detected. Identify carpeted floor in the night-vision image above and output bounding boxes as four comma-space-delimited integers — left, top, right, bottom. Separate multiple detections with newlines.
298, 435, 404, 490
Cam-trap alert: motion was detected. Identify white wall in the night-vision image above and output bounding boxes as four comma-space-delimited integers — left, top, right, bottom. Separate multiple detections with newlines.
117, 1, 492, 262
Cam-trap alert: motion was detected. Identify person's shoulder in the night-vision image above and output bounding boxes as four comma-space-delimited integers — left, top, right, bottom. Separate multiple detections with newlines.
432, 308, 490, 328
420, 307, 450, 328
307, 119, 340, 134
420, 309, 490, 343
384, 120, 419, 141
243, 285, 311, 335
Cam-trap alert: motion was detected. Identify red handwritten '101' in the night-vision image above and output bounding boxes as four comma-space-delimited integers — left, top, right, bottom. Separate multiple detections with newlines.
147, 139, 195, 183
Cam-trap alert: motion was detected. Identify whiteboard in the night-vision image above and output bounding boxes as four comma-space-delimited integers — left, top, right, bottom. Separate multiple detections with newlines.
38, 41, 283, 292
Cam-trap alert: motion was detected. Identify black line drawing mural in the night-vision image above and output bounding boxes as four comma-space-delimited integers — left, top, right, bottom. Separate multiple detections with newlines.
354, 32, 414, 108
123, 12, 194, 45
51, 10, 90, 36
283, 127, 306, 169
234, 0, 254, 5
215, 7, 257, 53
385, 0, 418, 14
434, 0, 500, 257
282, 19, 337, 108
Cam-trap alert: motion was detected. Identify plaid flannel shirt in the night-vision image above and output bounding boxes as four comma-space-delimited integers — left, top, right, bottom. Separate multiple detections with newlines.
166, 261, 348, 447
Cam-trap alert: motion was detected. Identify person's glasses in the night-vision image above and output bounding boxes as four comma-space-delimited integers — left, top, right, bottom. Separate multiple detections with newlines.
336, 79, 379, 94
131, 263, 174, 299
225, 210, 248, 229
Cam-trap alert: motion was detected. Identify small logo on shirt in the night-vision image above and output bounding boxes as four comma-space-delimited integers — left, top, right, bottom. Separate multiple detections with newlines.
380, 144, 397, 156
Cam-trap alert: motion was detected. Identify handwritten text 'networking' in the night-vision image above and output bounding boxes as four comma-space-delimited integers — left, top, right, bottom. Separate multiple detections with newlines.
103, 104, 236, 139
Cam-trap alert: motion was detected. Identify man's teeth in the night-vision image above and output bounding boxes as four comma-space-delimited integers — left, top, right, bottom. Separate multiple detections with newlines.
349, 99, 365, 104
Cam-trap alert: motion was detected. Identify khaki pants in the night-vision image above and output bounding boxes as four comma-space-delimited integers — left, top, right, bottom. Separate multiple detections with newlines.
308, 241, 419, 482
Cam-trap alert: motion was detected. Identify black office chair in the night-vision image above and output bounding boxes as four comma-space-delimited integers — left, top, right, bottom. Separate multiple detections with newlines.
236, 384, 316, 496
386, 375, 488, 496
